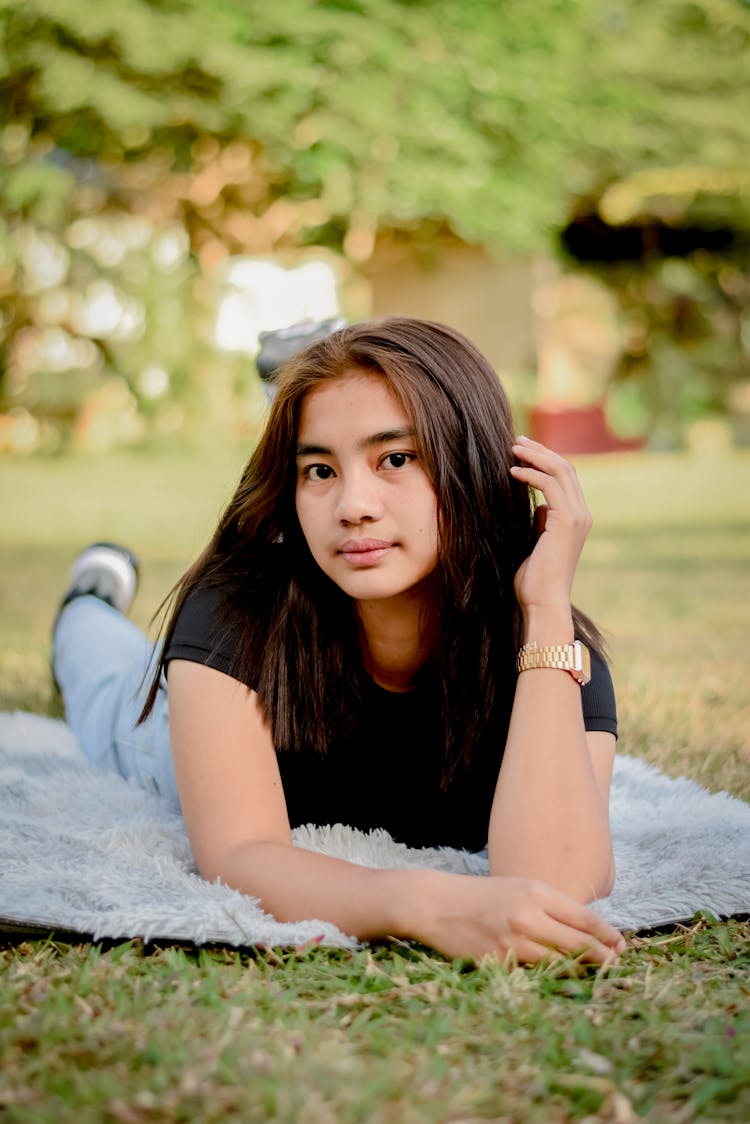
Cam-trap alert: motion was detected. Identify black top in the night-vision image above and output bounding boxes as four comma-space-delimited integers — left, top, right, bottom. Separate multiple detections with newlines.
165, 586, 617, 851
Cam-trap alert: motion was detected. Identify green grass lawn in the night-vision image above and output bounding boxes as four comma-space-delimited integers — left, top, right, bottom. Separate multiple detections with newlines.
1, 445, 749, 1121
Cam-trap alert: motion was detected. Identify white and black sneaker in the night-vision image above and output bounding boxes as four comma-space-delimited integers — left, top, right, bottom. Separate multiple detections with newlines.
59, 542, 140, 616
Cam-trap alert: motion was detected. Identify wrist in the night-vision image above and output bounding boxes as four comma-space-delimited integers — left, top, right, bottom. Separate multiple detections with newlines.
521, 606, 574, 646
381, 868, 447, 941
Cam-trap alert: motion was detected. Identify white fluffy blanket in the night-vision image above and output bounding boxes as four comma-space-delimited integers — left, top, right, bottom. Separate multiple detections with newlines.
1, 712, 749, 948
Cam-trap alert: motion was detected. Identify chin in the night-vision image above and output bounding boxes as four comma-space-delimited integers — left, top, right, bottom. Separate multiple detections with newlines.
338, 579, 406, 600
337, 571, 435, 602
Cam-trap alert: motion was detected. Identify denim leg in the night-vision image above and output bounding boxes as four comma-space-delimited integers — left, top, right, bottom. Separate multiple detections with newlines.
52, 596, 180, 809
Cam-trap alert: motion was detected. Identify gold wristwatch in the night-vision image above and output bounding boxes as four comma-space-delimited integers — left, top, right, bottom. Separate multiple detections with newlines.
516, 640, 591, 686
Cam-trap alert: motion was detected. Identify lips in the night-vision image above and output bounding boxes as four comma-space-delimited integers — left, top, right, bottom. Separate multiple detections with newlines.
338, 538, 394, 565
339, 538, 392, 553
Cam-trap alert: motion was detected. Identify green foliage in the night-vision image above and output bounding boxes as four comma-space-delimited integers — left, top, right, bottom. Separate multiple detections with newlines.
1, 0, 749, 444
602, 255, 750, 445
2, 0, 749, 250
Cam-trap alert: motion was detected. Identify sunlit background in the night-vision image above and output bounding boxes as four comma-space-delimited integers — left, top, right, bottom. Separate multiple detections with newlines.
0, 0, 748, 455
1, 11, 749, 1116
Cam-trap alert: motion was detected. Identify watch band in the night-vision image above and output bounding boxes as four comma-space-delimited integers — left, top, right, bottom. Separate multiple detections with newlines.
516, 639, 591, 686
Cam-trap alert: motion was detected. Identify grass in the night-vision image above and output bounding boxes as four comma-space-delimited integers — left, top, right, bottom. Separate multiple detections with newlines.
1, 444, 749, 1121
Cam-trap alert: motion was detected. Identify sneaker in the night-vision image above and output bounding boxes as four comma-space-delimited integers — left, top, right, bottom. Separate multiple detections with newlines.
60, 542, 140, 616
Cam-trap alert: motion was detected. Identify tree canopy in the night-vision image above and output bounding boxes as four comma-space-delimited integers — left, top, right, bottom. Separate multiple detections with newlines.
3, 0, 749, 255
1, 0, 748, 450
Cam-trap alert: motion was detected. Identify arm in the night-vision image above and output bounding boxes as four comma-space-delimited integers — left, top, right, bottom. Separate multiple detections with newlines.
168, 658, 623, 962
488, 436, 616, 902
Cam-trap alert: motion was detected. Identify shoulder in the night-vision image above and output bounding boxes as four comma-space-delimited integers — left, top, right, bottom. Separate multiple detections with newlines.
173, 583, 232, 634
172, 582, 240, 642
166, 582, 254, 684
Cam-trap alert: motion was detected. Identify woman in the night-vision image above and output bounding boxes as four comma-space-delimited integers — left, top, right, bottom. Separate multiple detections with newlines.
53, 317, 624, 964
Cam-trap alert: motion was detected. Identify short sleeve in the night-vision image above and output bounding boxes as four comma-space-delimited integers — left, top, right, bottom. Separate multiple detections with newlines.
164, 585, 246, 683
581, 648, 618, 738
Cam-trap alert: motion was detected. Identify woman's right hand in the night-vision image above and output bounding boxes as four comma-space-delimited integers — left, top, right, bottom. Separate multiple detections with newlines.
168, 662, 623, 964
402, 870, 625, 964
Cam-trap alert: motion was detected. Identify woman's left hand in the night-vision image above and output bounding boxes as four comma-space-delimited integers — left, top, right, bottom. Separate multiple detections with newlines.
510, 435, 592, 618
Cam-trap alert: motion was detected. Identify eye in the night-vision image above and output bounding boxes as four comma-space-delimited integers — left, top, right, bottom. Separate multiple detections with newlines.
380, 452, 415, 470
303, 463, 335, 481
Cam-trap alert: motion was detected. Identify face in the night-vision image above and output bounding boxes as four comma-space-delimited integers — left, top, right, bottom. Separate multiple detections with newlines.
295, 370, 439, 605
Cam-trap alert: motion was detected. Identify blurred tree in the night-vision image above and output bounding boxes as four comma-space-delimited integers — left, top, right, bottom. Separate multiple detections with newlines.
3, 0, 749, 254
1, 0, 748, 446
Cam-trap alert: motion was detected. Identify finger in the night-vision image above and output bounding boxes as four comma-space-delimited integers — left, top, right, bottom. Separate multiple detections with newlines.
513, 435, 580, 471
543, 894, 626, 952
509, 464, 569, 506
511, 465, 591, 531
493, 929, 620, 967
512, 442, 583, 492
495, 887, 625, 960
521, 916, 624, 964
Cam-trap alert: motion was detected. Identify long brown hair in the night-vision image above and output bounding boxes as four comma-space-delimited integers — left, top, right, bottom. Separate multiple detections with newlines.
141, 317, 603, 784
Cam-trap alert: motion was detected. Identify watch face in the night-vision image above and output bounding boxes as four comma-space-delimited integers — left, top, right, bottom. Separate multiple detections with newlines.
574, 641, 592, 686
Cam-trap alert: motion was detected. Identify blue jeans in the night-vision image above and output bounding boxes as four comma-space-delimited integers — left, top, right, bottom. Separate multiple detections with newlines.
53, 596, 180, 809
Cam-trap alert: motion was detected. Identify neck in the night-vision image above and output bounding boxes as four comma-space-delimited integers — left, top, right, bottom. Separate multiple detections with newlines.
356, 584, 438, 693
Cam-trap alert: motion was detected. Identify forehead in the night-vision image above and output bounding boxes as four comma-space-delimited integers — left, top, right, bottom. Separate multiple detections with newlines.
297, 369, 409, 435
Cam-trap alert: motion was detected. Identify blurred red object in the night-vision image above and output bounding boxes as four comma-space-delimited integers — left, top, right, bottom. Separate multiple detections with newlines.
529, 404, 643, 455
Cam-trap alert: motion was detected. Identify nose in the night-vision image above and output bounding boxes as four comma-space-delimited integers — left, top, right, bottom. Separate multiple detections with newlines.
334, 466, 384, 525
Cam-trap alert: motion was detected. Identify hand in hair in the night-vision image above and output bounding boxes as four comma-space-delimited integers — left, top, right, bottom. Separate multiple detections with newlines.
509, 435, 593, 623
399, 870, 625, 965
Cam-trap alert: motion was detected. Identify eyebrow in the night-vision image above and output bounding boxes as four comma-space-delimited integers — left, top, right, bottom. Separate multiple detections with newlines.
296, 427, 416, 457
